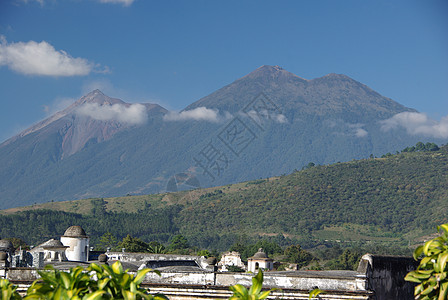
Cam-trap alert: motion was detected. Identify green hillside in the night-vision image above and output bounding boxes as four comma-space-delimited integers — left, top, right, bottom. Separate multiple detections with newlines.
1, 144, 447, 252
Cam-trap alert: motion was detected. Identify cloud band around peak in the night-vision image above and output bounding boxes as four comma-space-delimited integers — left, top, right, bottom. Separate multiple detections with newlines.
381, 112, 448, 139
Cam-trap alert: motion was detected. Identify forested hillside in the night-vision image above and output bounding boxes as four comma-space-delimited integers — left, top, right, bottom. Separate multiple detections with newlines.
1, 143, 446, 253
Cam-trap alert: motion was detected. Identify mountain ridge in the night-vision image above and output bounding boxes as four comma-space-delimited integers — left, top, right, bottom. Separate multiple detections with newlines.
186, 65, 412, 119
0, 90, 167, 157
0, 65, 444, 209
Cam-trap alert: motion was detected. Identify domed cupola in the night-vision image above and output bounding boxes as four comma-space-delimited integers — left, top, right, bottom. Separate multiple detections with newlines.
60, 225, 90, 262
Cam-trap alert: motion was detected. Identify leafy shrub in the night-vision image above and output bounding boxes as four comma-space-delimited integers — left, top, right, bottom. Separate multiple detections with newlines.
7, 261, 168, 300
0, 279, 21, 300
229, 270, 276, 300
405, 223, 448, 299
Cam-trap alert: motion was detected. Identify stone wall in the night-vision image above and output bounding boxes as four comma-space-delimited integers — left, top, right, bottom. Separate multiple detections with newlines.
358, 254, 418, 300
1, 253, 419, 299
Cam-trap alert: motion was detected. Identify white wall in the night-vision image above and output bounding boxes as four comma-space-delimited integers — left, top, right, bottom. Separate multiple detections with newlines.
60, 237, 89, 262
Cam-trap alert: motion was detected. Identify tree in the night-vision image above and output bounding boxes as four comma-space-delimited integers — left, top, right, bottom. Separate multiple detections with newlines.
416, 142, 425, 151
96, 232, 118, 251
425, 142, 439, 152
197, 249, 211, 257
337, 249, 363, 270
118, 235, 149, 253
148, 241, 166, 254
284, 245, 313, 268
6, 238, 29, 250
168, 235, 189, 252
302, 162, 315, 170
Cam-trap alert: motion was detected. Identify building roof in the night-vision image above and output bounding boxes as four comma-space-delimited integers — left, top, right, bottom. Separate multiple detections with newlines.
63, 226, 87, 238
0, 239, 14, 251
42, 239, 69, 249
249, 248, 272, 260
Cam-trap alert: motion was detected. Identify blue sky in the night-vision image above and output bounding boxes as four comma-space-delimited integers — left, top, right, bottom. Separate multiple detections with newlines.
0, 0, 447, 142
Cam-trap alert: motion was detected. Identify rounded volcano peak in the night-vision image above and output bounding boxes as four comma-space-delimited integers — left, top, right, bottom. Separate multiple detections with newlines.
244, 65, 307, 82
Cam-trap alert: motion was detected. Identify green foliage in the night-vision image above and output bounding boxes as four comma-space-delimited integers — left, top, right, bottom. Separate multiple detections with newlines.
0, 205, 180, 247
199, 190, 223, 200
284, 245, 314, 268
325, 249, 363, 270
402, 142, 439, 153
87, 261, 167, 300
1, 145, 447, 253
309, 288, 325, 299
229, 270, 276, 300
119, 235, 149, 253
0, 279, 21, 300
405, 224, 448, 300
302, 162, 315, 170
96, 232, 118, 251
5, 237, 29, 250
19, 261, 167, 300
168, 235, 189, 253
148, 241, 166, 254
90, 199, 107, 218
25, 265, 92, 300
197, 249, 211, 257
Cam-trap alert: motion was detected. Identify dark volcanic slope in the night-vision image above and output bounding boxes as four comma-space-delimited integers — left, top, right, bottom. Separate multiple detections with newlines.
187, 65, 411, 118
0, 66, 442, 209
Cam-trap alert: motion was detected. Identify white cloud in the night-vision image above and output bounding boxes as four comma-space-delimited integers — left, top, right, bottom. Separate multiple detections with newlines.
163, 107, 231, 123
275, 114, 288, 124
355, 128, 368, 137
17, 0, 44, 5
380, 112, 448, 139
348, 123, 368, 138
18, 0, 134, 6
99, 0, 135, 6
243, 110, 288, 124
0, 37, 105, 76
76, 103, 147, 125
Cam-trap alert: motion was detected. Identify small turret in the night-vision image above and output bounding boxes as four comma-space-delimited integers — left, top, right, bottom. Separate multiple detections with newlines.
60, 225, 90, 262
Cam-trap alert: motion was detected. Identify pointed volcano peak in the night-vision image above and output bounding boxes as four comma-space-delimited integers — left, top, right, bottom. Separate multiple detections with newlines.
242, 65, 308, 82
73, 90, 125, 107
258, 65, 284, 72
91, 89, 103, 94
84, 89, 105, 99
